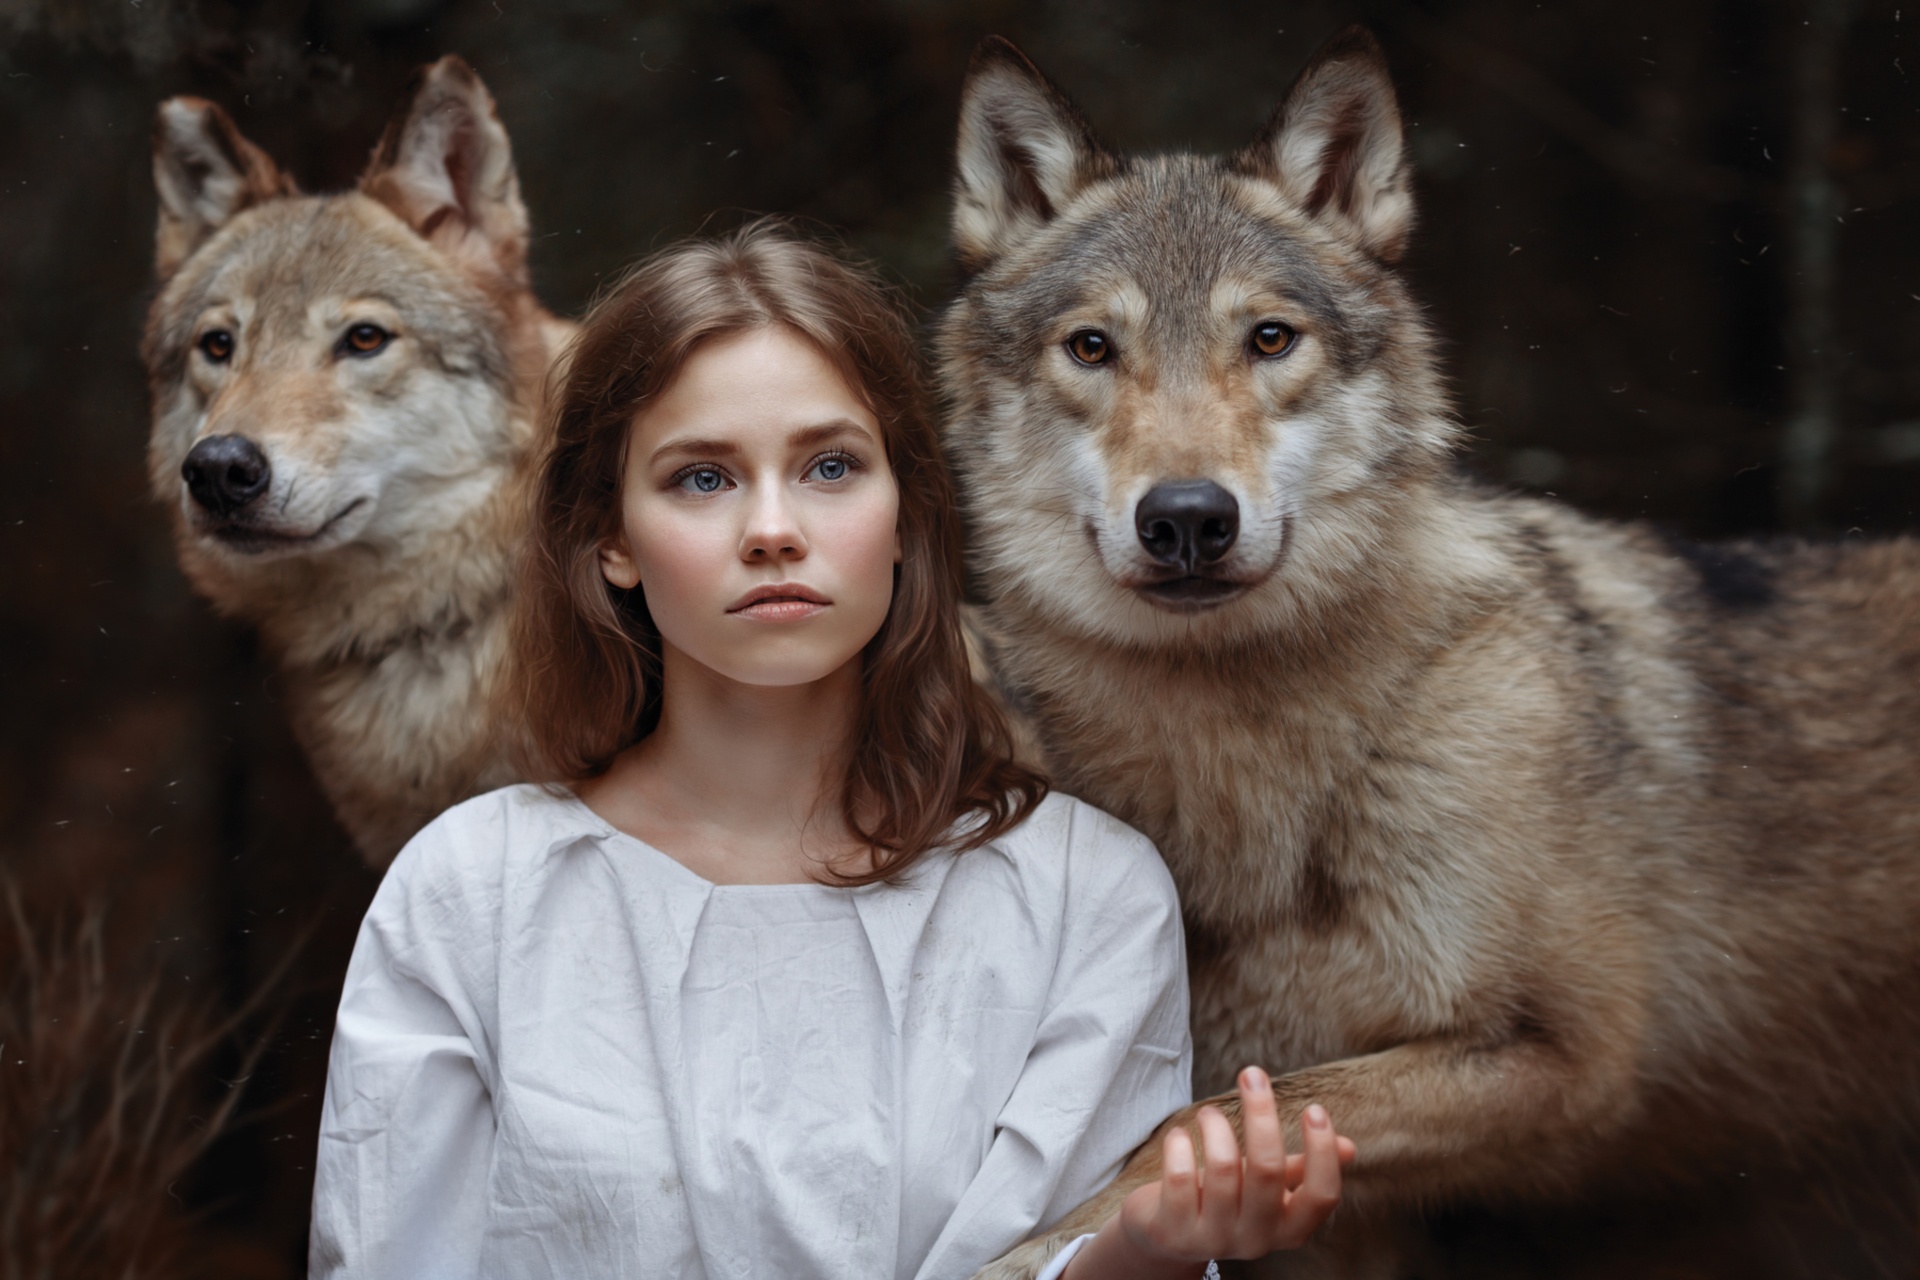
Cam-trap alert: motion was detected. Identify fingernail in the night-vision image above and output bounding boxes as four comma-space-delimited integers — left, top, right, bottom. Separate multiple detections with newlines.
1305, 1104, 1329, 1129
1240, 1065, 1268, 1090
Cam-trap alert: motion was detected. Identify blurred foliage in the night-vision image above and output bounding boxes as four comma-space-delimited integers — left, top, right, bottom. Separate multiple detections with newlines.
0, 0, 1915, 1275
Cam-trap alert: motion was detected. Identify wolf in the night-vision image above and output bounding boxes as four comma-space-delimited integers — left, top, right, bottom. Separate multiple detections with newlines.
947, 29, 1920, 1278
145, 57, 574, 865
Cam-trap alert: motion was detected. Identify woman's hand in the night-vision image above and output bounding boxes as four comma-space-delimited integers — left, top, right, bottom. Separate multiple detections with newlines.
1063, 1067, 1356, 1280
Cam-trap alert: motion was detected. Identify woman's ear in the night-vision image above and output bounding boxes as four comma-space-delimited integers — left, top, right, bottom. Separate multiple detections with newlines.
600, 538, 642, 589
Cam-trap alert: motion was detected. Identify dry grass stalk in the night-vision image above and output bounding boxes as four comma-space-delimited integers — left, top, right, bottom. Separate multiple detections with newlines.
0, 878, 294, 1279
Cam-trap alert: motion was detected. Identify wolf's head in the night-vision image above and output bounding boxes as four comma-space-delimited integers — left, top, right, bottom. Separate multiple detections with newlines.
939, 30, 1460, 650
144, 57, 548, 615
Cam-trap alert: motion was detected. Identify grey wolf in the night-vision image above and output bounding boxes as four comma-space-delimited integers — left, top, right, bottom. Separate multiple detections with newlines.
145, 57, 574, 865
944, 28, 1920, 1278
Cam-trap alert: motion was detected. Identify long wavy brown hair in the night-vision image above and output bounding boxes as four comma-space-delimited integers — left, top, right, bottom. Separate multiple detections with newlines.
504, 219, 1045, 883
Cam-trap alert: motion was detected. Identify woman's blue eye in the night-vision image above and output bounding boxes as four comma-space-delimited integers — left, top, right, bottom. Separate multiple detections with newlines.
808, 454, 855, 482
678, 467, 728, 493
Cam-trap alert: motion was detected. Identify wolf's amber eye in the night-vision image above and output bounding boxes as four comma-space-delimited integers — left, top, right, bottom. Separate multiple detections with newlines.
198, 329, 234, 363
342, 323, 392, 357
1065, 329, 1112, 367
1249, 321, 1297, 358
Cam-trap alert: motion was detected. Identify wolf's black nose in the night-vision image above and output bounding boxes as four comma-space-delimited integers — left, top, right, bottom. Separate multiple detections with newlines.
182, 434, 272, 517
1136, 480, 1239, 572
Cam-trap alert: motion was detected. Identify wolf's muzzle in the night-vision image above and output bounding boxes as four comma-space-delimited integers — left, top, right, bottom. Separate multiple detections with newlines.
1136, 480, 1239, 574
182, 434, 271, 517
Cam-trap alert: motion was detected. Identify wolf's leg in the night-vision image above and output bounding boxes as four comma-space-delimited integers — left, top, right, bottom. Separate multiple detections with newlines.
1244, 1030, 1641, 1209
1194, 1026, 1639, 1223
977, 1029, 1638, 1279
1232, 1213, 1428, 1279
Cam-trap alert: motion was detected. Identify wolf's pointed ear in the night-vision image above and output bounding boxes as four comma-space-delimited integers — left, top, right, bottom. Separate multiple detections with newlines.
952, 37, 1116, 272
1235, 27, 1413, 262
359, 56, 529, 282
152, 98, 296, 281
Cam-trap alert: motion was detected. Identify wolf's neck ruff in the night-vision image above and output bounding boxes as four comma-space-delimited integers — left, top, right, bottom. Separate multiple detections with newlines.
315, 584, 510, 673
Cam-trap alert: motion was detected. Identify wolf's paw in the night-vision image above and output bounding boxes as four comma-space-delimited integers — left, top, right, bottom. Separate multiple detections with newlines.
969, 1229, 1079, 1280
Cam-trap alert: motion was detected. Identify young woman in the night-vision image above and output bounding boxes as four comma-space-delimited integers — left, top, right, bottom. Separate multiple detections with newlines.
309, 221, 1352, 1280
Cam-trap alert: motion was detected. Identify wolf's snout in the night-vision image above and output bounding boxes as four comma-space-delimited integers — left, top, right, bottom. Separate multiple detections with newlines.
182, 434, 272, 517
1136, 481, 1239, 573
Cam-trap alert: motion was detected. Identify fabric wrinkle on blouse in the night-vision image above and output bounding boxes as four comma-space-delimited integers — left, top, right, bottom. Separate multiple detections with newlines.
310, 784, 1193, 1280
681, 886, 892, 1277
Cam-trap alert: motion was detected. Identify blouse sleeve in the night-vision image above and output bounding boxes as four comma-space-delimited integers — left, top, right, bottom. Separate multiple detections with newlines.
914, 802, 1194, 1280
308, 804, 504, 1280
1033, 1236, 1220, 1280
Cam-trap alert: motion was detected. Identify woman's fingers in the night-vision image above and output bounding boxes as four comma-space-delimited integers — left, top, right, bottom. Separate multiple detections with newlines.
1159, 1123, 1201, 1231
1280, 1133, 1358, 1187
1237, 1067, 1288, 1214
1144, 1075, 1358, 1261
1196, 1105, 1243, 1237
1277, 1104, 1344, 1246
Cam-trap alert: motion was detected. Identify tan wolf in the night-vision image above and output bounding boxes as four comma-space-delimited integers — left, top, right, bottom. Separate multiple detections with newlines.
145, 58, 573, 865
948, 29, 1920, 1278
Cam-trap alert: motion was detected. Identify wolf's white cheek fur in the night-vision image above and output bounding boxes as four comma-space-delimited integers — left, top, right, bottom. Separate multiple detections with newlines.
1247, 369, 1387, 529
326, 371, 511, 545
1244, 372, 1418, 601
154, 398, 204, 516
970, 400, 1127, 634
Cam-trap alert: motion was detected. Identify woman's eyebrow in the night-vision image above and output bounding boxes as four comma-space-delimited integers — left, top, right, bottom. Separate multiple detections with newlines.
787, 419, 875, 450
648, 420, 875, 467
649, 436, 740, 466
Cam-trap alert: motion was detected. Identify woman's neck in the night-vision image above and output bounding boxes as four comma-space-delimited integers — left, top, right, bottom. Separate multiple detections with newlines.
578, 646, 868, 885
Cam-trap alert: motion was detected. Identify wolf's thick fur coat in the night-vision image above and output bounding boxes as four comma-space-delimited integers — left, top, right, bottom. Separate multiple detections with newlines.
946, 29, 1920, 1278
145, 59, 573, 865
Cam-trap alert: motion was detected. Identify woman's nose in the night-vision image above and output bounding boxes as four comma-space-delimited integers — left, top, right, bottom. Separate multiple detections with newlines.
740, 486, 808, 561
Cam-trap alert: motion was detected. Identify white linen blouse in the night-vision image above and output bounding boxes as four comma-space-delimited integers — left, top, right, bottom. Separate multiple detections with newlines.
309, 784, 1194, 1280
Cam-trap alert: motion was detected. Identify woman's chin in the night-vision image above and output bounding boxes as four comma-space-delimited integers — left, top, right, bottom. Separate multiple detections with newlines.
690, 645, 869, 694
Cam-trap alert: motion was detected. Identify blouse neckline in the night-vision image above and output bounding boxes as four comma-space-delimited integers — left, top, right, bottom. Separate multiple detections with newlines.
557, 787, 862, 895
544, 783, 966, 1028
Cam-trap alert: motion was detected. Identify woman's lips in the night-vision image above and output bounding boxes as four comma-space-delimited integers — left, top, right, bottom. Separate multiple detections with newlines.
732, 598, 829, 621
727, 583, 830, 619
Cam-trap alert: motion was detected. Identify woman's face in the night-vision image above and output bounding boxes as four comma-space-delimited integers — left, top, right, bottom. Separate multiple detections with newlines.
600, 325, 901, 691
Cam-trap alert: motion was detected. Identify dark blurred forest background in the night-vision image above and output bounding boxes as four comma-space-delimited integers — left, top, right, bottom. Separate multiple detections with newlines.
0, 0, 1915, 1276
